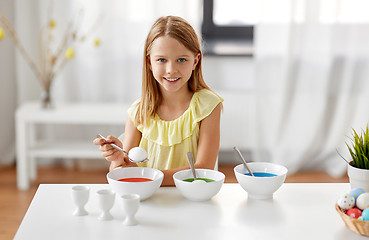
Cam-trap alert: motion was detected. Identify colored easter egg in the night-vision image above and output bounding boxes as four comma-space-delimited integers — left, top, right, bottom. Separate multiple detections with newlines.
349, 188, 365, 201
362, 208, 369, 221
337, 193, 355, 210
346, 208, 362, 219
357, 193, 369, 210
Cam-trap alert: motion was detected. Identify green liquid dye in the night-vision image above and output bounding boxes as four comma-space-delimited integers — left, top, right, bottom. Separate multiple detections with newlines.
183, 178, 215, 183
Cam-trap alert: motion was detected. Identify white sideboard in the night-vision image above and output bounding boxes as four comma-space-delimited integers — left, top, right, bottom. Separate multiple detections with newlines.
15, 102, 129, 190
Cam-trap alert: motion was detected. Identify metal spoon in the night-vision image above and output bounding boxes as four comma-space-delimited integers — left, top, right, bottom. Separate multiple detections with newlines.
233, 146, 254, 176
186, 152, 197, 180
97, 134, 148, 163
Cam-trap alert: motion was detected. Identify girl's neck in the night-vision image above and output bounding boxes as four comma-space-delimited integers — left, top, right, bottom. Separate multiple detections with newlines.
157, 88, 194, 121
160, 88, 192, 106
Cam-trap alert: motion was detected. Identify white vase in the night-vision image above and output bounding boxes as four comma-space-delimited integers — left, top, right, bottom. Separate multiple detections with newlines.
347, 162, 369, 192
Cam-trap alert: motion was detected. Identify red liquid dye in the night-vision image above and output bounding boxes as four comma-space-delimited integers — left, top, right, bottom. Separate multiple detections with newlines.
118, 177, 153, 182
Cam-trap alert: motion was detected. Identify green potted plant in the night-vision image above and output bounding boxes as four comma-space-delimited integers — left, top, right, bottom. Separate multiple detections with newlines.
344, 125, 369, 191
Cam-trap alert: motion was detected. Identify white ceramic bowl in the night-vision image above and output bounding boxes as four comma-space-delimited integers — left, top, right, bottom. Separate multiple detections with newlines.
107, 167, 163, 200
173, 169, 225, 201
234, 162, 288, 200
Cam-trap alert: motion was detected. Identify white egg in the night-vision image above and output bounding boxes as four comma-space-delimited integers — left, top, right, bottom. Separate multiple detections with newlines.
336, 193, 355, 210
128, 147, 147, 163
356, 192, 369, 210
192, 179, 207, 184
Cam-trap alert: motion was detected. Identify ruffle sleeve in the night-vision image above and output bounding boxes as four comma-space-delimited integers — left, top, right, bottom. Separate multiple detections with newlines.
130, 89, 223, 147
127, 99, 140, 124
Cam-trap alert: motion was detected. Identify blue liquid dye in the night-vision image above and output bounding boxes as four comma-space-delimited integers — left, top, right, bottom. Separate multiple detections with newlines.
244, 172, 277, 177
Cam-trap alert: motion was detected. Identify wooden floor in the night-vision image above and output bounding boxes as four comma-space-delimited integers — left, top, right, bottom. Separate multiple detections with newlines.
0, 164, 349, 239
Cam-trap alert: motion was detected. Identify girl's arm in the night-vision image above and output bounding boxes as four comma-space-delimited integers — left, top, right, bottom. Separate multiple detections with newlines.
108, 116, 142, 171
161, 103, 222, 186
93, 116, 142, 171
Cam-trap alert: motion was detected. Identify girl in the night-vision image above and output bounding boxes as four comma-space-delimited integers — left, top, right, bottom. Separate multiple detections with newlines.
94, 16, 223, 186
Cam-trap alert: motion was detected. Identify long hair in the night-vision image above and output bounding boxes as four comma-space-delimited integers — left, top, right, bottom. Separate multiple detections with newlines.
136, 16, 210, 126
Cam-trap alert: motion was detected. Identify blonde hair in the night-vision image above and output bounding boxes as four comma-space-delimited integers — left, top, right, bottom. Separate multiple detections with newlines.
136, 16, 211, 126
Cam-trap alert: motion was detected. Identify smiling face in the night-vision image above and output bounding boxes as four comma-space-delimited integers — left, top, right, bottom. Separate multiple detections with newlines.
148, 36, 200, 94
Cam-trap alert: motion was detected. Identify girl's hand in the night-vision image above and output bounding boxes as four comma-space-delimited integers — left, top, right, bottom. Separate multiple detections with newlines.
93, 135, 124, 162
93, 135, 138, 170
108, 158, 137, 171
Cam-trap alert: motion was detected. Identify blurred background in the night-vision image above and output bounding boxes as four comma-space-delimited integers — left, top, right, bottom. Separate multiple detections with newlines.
2, 0, 369, 180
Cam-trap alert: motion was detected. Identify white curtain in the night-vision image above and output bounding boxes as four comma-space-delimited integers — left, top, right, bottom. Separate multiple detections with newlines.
14, 0, 202, 104
254, 0, 369, 176
0, 0, 16, 165
0, 0, 201, 165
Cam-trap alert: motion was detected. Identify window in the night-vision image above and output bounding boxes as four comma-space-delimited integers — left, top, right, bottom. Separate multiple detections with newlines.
201, 0, 255, 56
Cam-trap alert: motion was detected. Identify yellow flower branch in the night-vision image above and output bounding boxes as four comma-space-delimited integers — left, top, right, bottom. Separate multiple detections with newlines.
0, 14, 43, 83
0, 7, 101, 94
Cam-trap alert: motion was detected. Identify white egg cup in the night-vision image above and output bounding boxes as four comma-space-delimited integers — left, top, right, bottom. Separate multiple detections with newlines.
96, 189, 115, 221
121, 193, 140, 226
71, 185, 90, 216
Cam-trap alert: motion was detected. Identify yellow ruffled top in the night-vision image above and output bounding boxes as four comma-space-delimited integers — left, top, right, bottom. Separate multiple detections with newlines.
127, 89, 223, 170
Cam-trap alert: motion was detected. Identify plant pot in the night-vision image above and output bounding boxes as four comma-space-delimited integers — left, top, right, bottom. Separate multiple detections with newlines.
347, 162, 369, 192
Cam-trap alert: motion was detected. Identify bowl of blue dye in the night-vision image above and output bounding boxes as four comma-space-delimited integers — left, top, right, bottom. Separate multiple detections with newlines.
234, 162, 288, 200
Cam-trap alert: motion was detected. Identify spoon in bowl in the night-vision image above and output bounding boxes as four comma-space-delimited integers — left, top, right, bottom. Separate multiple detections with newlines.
186, 152, 206, 183
233, 146, 254, 176
97, 134, 148, 163
186, 152, 197, 180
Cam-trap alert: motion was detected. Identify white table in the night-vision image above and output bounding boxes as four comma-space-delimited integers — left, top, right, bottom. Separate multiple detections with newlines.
14, 183, 368, 240
15, 102, 129, 190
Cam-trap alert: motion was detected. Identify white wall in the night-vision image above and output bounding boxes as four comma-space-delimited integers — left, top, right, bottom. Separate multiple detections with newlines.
203, 56, 256, 162
203, 56, 255, 91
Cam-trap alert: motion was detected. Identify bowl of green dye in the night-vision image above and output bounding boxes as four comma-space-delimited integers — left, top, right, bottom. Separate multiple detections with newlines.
173, 169, 225, 201
234, 162, 288, 200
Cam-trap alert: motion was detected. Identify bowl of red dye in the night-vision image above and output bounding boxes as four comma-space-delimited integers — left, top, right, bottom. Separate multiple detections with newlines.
173, 169, 225, 201
107, 167, 164, 200
234, 162, 288, 200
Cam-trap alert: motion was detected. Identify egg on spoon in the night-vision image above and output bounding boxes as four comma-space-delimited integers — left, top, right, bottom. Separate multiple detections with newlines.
128, 147, 148, 163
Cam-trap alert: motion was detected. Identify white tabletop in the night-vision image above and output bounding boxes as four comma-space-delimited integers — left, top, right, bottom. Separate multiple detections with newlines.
16, 101, 129, 124
14, 183, 367, 240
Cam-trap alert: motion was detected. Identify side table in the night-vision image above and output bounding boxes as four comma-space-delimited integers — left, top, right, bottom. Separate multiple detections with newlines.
15, 102, 129, 190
